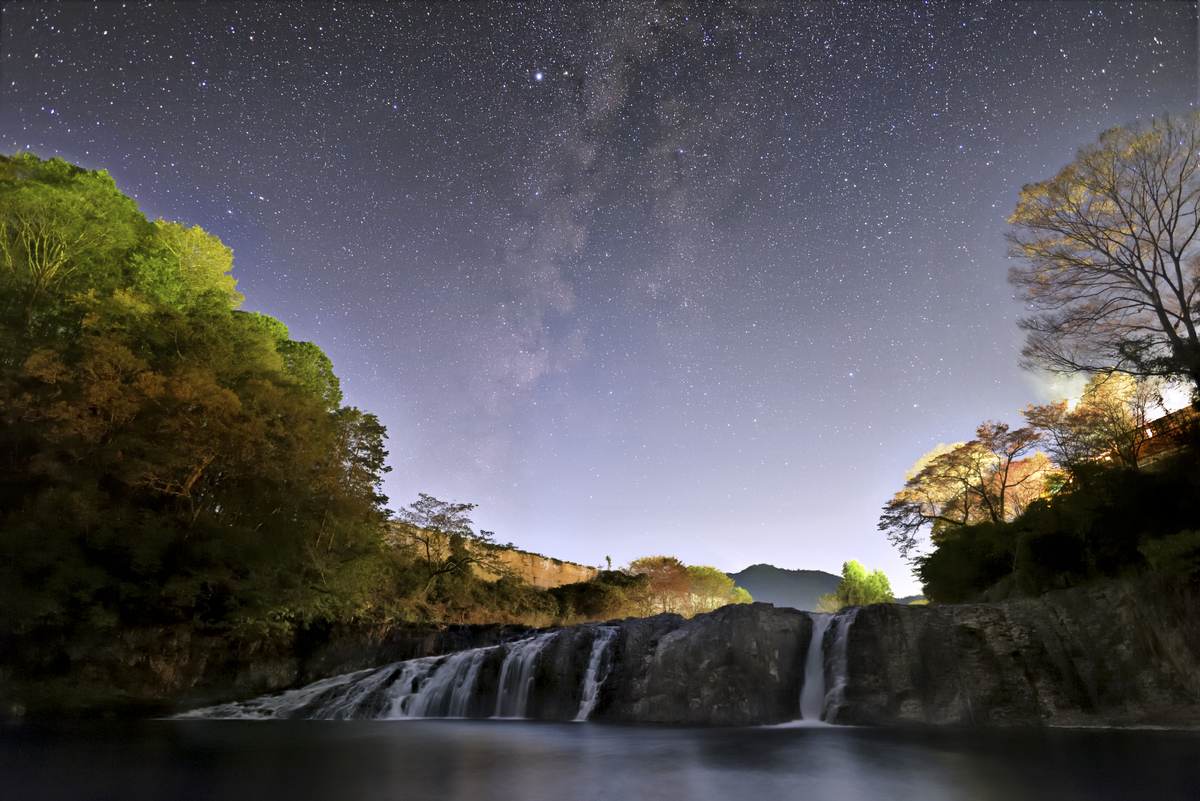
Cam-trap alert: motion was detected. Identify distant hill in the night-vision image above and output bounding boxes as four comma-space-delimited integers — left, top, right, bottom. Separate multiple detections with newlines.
726, 564, 841, 612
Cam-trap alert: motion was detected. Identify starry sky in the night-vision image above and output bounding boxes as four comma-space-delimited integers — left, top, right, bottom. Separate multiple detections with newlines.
3, 2, 1197, 593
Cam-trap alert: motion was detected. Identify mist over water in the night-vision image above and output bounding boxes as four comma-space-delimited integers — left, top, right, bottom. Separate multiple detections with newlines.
3, 721, 1197, 801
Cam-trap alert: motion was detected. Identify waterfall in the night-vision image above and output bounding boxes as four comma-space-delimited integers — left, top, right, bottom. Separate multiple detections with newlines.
574, 626, 619, 721
799, 613, 834, 721
174, 657, 439, 720
177, 632, 559, 721
494, 632, 557, 718
821, 607, 859, 722
396, 648, 488, 718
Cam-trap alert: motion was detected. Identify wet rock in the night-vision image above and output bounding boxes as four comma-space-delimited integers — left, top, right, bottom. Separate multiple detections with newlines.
836, 574, 1200, 728
595, 603, 810, 725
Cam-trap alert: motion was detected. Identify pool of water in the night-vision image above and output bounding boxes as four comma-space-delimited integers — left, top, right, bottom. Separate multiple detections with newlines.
3, 720, 1198, 801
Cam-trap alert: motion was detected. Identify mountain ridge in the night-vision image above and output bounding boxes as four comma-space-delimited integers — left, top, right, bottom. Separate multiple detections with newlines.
727, 563, 922, 610
726, 564, 841, 612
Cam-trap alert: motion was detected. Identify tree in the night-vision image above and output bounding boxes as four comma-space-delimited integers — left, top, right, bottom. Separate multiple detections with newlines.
815, 560, 895, 612
684, 565, 753, 614
1007, 112, 1200, 393
623, 557, 752, 617
880, 422, 1050, 557
0, 154, 146, 334
134, 220, 243, 312
627, 555, 693, 615
1023, 372, 1163, 470
389, 493, 510, 590
0, 153, 396, 637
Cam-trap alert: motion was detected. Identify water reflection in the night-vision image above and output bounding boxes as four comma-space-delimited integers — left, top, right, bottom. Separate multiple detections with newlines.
2, 721, 1197, 801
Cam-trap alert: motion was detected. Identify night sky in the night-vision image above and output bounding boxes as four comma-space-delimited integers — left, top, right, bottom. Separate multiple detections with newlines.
3, 2, 1196, 593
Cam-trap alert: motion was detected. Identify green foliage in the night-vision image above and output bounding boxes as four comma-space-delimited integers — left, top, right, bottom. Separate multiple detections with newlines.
0, 153, 149, 336
549, 571, 652, 621
1139, 530, 1200, 579
686, 565, 751, 612
816, 560, 896, 612
132, 220, 243, 312
916, 452, 1200, 603
0, 153, 395, 650
279, 339, 343, 409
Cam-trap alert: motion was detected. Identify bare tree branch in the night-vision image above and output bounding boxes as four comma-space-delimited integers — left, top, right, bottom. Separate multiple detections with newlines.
1008, 112, 1200, 393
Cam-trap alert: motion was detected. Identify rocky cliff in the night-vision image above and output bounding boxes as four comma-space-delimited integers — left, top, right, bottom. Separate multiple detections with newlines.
835, 573, 1200, 728
179, 573, 1200, 728
32, 570, 1200, 728
595, 603, 809, 725
475, 549, 598, 589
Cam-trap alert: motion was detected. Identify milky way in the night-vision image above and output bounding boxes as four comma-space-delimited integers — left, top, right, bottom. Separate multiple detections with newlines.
3, 2, 1195, 591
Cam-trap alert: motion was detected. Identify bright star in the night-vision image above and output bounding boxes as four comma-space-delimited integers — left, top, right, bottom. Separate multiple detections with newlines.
535, 72, 543, 81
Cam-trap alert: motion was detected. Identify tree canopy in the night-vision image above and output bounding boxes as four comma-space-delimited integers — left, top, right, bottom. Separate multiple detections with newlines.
879, 422, 1052, 558
815, 560, 895, 612
1007, 112, 1200, 393
388, 493, 512, 592
0, 153, 768, 709
0, 153, 392, 638
1022, 372, 1163, 470
627, 556, 752, 616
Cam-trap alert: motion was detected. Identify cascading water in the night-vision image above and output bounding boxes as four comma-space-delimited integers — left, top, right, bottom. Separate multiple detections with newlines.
398, 648, 490, 718
493, 632, 557, 718
822, 607, 859, 722
799, 613, 834, 721
178, 632, 560, 721
175, 656, 444, 720
574, 626, 619, 721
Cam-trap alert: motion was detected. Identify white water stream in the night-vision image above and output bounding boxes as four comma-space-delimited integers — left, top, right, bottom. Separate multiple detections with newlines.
798, 608, 858, 723
799, 613, 834, 721
574, 626, 619, 721
493, 632, 557, 718
823, 608, 859, 721
179, 631, 563, 721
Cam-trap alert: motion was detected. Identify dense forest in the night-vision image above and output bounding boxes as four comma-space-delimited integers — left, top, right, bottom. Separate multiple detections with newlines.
0, 153, 401, 643
0, 154, 751, 707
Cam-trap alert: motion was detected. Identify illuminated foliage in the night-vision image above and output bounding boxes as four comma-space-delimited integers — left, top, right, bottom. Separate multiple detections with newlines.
1022, 373, 1163, 469
628, 555, 694, 615
815, 560, 895, 612
0, 153, 392, 637
625, 556, 752, 616
879, 422, 1051, 557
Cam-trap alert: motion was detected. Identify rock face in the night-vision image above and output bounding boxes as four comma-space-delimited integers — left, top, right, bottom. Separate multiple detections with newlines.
172, 574, 1200, 728
179, 603, 812, 725
477, 549, 599, 589
835, 574, 1200, 728
596, 604, 810, 725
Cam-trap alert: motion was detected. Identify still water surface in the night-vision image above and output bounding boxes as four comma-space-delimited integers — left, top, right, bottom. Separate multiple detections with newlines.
3, 720, 1198, 801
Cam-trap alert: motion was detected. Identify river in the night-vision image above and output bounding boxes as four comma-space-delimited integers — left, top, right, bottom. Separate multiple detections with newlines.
3, 720, 1197, 800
